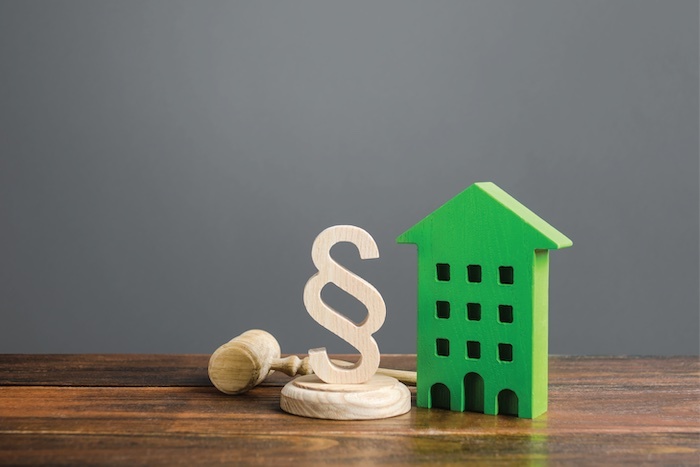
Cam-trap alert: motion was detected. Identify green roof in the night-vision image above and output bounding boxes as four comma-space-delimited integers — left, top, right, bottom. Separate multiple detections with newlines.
397, 182, 572, 250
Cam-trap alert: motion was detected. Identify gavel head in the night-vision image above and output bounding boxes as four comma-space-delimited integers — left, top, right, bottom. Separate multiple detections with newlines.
208, 329, 282, 395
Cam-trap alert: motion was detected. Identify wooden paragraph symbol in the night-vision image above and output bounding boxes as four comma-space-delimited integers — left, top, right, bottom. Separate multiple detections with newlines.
303, 225, 386, 384
281, 224, 409, 420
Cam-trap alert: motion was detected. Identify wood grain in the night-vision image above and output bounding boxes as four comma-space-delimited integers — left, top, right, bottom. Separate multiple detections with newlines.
0, 353, 211, 386
0, 355, 698, 465
208, 329, 292, 394
280, 374, 411, 420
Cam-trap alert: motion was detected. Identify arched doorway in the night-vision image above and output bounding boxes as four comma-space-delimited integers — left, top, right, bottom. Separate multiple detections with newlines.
430, 383, 451, 410
497, 389, 518, 416
464, 372, 484, 413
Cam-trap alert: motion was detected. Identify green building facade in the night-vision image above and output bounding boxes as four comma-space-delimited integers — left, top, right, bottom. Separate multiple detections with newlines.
397, 182, 571, 418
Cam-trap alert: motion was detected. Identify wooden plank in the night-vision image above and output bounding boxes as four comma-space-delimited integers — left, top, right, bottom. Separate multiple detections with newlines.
0, 354, 211, 387
1, 384, 698, 463
1, 376, 696, 435
1, 432, 697, 465
0, 355, 697, 465
0, 354, 416, 387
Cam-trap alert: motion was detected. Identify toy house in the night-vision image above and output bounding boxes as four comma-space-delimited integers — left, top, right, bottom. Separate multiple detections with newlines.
397, 182, 571, 418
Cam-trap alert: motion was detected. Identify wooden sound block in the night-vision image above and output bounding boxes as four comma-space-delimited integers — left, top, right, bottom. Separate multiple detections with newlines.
280, 374, 411, 420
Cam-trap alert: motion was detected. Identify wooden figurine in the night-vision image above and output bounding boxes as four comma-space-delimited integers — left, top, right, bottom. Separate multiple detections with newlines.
208, 329, 416, 395
397, 182, 572, 418
303, 225, 385, 384
280, 225, 411, 420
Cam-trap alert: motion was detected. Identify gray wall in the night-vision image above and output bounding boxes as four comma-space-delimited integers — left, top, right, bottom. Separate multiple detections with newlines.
1, 1, 697, 355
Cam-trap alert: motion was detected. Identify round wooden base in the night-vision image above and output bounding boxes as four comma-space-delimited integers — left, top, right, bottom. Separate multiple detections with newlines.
280, 374, 411, 420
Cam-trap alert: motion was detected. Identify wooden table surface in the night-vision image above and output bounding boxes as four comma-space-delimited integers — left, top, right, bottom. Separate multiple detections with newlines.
0, 355, 698, 465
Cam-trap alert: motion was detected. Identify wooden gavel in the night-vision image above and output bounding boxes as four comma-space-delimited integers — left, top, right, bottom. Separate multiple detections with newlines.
208, 329, 417, 394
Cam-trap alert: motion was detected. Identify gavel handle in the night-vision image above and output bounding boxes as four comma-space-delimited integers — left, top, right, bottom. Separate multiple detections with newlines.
374, 367, 417, 385
270, 356, 417, 386
270, 355, 314, 377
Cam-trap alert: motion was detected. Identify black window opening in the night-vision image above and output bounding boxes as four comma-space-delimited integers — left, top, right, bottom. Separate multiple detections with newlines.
467, 265, 482, 283
436, 338, 450, 356
498, 305, 513, 323
466, 341, 481, 359
436, 263, 451, 281
499, 266, 514, 285
467, 303, 481, 321
498, 343, 513, 362
436, 301, 450, 319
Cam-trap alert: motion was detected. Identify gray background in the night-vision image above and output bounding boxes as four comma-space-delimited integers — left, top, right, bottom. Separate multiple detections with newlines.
1, 1, 697, 355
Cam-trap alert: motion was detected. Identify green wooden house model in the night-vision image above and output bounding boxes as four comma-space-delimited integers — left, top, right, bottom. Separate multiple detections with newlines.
397, 182, 572, 418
